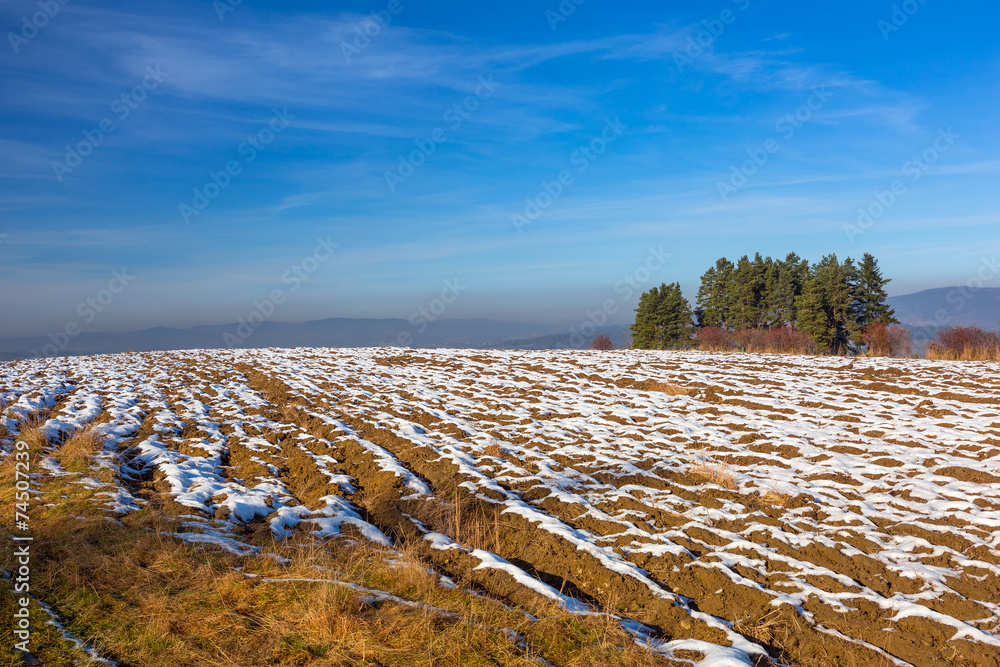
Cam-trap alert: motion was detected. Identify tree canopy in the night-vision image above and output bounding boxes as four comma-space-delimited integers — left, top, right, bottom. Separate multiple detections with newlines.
630, 282, 693, 349
632, 252, 897, 354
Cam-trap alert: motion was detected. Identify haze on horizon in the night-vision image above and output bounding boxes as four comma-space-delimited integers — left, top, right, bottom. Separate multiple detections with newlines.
1, 0, 998, 339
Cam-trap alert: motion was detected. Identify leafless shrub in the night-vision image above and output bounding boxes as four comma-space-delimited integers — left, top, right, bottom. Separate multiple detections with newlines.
697, 327, 814, 355
927, 325, 1000, 362
590, 335, 615, 351
862, 322, 913, 357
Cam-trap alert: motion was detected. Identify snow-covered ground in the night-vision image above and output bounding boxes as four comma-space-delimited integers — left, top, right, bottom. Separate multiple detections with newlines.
2, 347, 999, 666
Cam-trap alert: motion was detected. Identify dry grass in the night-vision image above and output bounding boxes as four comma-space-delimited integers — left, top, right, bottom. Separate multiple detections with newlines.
411, 492, 510, 554
0, 510, 672, 667
484, 442, 505, 459
758, 488, 793, 507
733, 608, 791, 657
927, 346, 1000, 363
926, 325, 1000, 362
690, 450, 736, 490
0, 423, 676, 667
733, 608, 784, 642
0, 416, 49, 498
635, 379, 697, 396
14, 414, 49, 449
56, 425, 105, 473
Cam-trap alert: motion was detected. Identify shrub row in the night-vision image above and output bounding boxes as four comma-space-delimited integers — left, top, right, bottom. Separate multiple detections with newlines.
927, 325, 1000, 362
696, 326, 816, 355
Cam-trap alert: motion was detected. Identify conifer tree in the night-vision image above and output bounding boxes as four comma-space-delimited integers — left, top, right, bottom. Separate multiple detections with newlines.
854, 253, 897, 330
796, 255, 859, 354
762, 258, 781, 327
631, 283, 693, 349
732, 255, 766, 328
767, 252, 808, 327
696, 257, 735, 328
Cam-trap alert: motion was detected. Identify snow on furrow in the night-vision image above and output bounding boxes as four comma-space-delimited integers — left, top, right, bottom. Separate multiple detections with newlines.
5, 348, 1000, 665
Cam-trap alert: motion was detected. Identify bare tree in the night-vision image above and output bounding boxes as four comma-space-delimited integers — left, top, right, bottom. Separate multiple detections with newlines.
590, 334, 615, 351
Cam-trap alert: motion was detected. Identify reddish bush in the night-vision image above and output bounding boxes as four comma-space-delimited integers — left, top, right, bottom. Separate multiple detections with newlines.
761, 326, 815, 354
927, 325, 1000, 361
589, 334, 615, 351
696, 326, 813, 355
696, 327, 730, 352
729, 328, 758, 351
863, 322, 913, 358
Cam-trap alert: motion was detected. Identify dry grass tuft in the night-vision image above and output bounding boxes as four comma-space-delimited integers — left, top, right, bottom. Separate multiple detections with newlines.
690, 450, 736, 490
57, 425, 105, 472
15, 413, 49, 450
733, 607, 788, 646
483, 442, 505, 459
759, 488, 793, 508
412, 492, 509, 553
635, 379, 697, 396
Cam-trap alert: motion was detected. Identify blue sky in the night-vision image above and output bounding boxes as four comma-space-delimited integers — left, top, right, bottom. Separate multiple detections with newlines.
1, 0, 998, 337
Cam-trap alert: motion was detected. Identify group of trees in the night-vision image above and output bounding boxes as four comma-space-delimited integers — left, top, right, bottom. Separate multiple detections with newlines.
630, 252, 902, 355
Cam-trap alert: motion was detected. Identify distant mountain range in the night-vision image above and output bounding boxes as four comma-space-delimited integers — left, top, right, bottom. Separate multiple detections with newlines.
0, 287, 994, 361
0, 317, 630, 361
888, 287, 1000, 330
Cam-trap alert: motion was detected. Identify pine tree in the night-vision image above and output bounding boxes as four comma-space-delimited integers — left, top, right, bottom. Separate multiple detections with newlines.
659, 282, 694, 347
631, 283, 693, 349
762, 257, 781, 327
695, 266, 716, 328
767, 252, 807, 327
795, 273, 832, 352
631, 288, 661, 349
732, 255, 766, 328
696, 257, 735, 328
753, 253, 769, 327
854, 253, 897, 330
796, 255, 859, 354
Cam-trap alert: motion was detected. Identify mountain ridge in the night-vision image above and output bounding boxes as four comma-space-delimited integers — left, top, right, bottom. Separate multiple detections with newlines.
0, 286, 996, 361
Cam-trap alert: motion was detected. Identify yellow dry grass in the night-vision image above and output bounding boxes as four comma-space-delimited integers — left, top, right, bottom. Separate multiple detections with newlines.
56, 426, 105, 472
1, 510, 676, 666
926, 346, 1000, 363
636, 379, 698, 396
0, 411, 681, 667
483, 442, 505, 459
690, 450, 737, 490
759, 488, 793, 507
